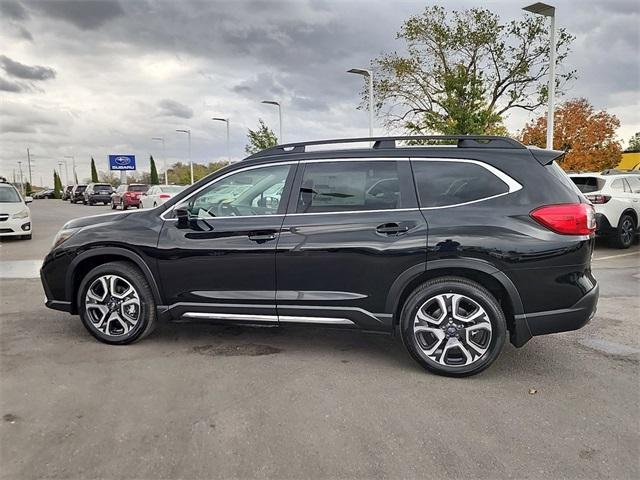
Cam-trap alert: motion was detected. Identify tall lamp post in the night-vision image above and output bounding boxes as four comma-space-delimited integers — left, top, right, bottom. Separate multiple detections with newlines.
64, 155, 76, 185
347, 68, 374, 138
212, 118, 231, 164
175, 129, 193, 184
523, 2, 556, 150
261, 100, 283, 143
152, 137, 168, 185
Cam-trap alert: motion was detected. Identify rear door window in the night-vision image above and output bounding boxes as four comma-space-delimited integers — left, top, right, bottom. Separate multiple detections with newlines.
626, 176, 640, 193
412, 160, 509, 208
296, 161, 401, 213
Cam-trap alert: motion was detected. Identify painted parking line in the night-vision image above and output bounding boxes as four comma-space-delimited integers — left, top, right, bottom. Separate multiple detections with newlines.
0, 260, 42, 279
592, 251, 640, 262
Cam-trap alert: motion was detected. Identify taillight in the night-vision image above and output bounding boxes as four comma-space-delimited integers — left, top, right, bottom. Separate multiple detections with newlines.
530, 203, 596, 235
159, 194, 170, 199
586, 194, 611, 204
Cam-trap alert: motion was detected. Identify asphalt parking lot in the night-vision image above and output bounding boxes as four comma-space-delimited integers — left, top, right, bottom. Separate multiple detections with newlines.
1, 200, 638, 480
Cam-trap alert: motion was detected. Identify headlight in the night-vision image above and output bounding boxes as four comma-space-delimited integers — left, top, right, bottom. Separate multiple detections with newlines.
12, 209, 29, 219
52, 227, 80, 249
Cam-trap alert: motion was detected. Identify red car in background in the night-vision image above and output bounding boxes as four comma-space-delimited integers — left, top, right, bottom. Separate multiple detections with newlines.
111, 184, 149, 210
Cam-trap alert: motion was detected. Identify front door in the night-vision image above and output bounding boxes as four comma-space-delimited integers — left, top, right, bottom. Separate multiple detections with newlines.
275, 158, 427, 331
156, 162, 296, 323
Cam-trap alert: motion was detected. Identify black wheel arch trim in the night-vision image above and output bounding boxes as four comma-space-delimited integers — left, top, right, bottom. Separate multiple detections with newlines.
385, 258, 530, 347
66, 247, 162, 312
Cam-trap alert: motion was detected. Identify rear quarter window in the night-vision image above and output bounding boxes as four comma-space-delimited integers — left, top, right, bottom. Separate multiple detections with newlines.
412, 160, 509, 208
570, 176, 605, 193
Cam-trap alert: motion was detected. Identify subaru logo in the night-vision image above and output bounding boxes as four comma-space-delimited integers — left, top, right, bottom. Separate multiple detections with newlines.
115, 156, 131, 166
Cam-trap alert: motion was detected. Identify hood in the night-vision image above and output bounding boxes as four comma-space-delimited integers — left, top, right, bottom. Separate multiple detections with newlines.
0, 202, 29, 215
62, 210, 140, 229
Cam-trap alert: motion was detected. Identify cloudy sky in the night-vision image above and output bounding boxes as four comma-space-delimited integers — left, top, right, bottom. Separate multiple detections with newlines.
1, 0, 638, 185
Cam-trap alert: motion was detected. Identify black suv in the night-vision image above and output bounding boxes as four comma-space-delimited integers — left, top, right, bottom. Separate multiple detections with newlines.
83, 183, 114, 205
69, 184, 87, 203
41, 136, 599, 376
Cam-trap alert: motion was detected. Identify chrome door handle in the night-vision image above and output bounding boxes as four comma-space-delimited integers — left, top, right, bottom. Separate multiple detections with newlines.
248, 232, 277, 242
376, 223, 410, 235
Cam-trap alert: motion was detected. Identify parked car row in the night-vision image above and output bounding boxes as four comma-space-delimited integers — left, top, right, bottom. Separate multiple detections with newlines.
61, 183, 186, 210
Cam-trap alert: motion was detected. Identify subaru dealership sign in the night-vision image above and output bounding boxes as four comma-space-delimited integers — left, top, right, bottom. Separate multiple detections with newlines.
108, 155, 136, 171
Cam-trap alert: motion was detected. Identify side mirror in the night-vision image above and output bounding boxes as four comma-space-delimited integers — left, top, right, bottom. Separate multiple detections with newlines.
25, 196, 33, 204
175, 205, 190, 229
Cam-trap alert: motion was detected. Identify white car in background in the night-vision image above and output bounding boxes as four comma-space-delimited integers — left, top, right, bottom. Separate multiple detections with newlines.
140, 185, 187, 208
569, 173, 640, 248
0, 182, 33, 240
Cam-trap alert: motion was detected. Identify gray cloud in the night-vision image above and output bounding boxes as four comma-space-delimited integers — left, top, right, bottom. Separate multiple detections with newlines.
158, 99, 193, 119
0, 1, 29, 20
0, 123, 37, 134
0, 55, 55, 80
0, 76, 24, 92
29, 0, 124, 30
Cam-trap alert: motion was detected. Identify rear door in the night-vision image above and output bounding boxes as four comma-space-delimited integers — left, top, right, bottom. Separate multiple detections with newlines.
275, 158, 427, 330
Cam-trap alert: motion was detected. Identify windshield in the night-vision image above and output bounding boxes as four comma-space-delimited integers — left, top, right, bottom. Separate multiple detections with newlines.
129, 185, 149, 192
570, 176, 605, 193
0, 186, 22, 203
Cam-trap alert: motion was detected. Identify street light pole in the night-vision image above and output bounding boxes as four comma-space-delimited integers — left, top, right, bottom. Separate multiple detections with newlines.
18, 161, 24, 195
523, 2, 556, 150
347, 68, 374, 138
212, 118, 231, 164
261, 101, 283, 143
176, 129, 193, 184
152, 137, 167, 185
26, 147, 33, 186
64, 155, 76, 185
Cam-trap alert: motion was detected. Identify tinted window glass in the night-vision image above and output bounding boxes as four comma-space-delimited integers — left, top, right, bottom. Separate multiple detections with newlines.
570, 176, 605, 193
129, 185, 149, 192
412, 161, 509, 208
626, 176, 640, 193
610, 179, 625, 192
297, 161, 400, 213
188, 164, 290, 217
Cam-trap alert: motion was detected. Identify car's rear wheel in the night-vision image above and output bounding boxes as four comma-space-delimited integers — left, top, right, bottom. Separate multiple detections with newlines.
78, 262, 157, 345
612, 214, 635, 249
400, 277, 506, 377
122, 203, 128, 210
111, 200, 116, 209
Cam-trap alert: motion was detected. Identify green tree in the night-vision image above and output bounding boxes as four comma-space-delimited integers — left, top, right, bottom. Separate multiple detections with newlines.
628, 132, 640, 151
53, 170, 63, 199
245, 119, 278, 154
90, 157, 99, 183
368, 6, 575, 135
150, 155, 159, 185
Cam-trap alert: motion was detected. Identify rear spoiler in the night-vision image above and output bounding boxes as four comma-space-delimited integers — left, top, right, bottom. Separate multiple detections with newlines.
527, 146, 565, 165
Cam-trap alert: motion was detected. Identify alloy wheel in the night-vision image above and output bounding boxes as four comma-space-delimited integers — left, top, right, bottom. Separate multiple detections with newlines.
621, 218, 634, 246
413, 293, 492, 367
85, 275, 141, 337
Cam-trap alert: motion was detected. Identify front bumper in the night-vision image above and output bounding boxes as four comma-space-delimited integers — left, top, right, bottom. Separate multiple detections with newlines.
40, 268, 72, 313
0, 219, 32, 236
514, 283, 599, 342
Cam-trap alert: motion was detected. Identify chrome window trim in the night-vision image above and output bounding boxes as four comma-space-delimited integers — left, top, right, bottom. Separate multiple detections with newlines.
410, 157, 522, 210
160, 156, 522, 219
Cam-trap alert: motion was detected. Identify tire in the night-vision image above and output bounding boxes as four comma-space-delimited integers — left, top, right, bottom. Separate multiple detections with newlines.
83, 199, 87, 205
77, 261, 157, 345
111, 200, 116, 210
399, 276, 506, 377
611, 214, 635, 249
153, 202, 157, 208
122, 203, 128, 210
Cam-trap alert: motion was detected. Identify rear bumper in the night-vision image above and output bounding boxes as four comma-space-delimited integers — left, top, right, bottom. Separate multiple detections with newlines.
514, 283, 598, 343
87, 195, 112, 203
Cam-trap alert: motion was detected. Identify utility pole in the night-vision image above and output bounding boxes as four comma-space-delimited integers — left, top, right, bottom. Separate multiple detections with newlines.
26, 148, 33, 185
152, 137, 168, 185
18, 161, 24, 195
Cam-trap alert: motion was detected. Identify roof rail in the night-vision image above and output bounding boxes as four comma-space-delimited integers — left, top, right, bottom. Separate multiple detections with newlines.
246, 135, 526, 159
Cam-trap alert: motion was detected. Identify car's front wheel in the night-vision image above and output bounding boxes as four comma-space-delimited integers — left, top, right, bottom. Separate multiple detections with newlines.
612, 213, 636, 249
400, 277, 506, 377
78, 262, 157, 345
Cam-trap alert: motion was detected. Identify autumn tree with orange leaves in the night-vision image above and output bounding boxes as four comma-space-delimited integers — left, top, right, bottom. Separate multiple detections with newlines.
520, 98, 621, 171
